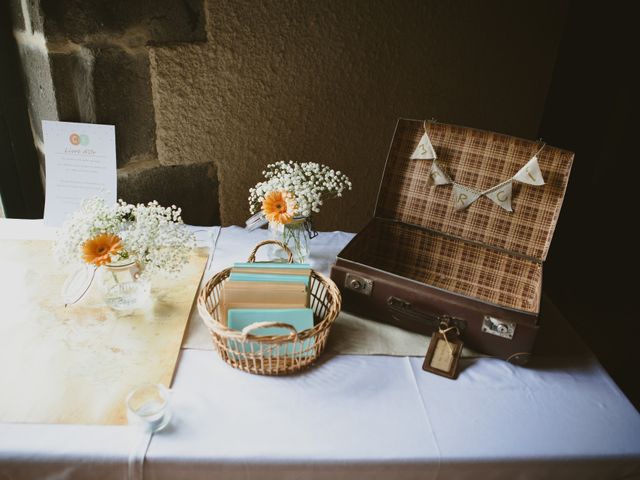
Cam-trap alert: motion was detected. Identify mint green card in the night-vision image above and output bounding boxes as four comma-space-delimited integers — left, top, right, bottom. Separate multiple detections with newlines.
228, 272, 310, 286
228, 308, 314, 332
227, 308, 315, 358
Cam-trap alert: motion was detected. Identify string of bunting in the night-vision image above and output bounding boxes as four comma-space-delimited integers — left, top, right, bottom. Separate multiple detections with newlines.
410, 123, 546, 212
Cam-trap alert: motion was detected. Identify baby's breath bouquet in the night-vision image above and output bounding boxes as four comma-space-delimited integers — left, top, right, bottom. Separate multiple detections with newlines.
55, 197, 195, 309
55, 197, 195, 274
249, 161, 352, 222
248, 161, 352, 262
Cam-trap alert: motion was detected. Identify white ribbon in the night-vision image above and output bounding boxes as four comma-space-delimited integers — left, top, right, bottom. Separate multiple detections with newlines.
245, 211, 268, 231
411, 133, 437, 160
128, 431, 153, 480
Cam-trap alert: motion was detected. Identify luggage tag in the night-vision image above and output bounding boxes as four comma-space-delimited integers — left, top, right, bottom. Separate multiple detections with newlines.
422, 321, 463, 379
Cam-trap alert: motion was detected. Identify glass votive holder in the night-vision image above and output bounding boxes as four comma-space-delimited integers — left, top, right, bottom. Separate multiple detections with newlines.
126, 383, 171, 432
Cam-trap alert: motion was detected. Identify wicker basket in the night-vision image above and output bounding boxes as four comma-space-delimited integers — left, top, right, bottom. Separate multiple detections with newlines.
197, 240, 342, 375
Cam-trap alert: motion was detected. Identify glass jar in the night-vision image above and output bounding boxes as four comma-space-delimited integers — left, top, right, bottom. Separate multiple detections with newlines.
97, 261, 150, 310
268, 217, 311, 263
126, 383, 171, 432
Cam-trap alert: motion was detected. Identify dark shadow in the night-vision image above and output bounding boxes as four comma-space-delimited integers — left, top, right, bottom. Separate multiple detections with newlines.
118, 162, 220, 226
0, 2, 45, 218
539, 0, 638, 408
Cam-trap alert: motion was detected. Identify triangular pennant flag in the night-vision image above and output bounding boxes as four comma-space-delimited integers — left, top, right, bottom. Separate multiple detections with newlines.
451, 184, 481, 211
513, 156, 545, 186
410, 133, 437, 160
485, 181, 513, 212
426, 160, 452, 187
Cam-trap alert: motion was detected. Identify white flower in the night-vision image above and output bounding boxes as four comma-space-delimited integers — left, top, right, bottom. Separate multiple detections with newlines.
54, 198, 196, 277
248, 161, 352, 219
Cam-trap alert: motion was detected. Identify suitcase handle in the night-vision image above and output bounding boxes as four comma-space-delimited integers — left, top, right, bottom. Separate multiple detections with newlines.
386, 296, 467, 333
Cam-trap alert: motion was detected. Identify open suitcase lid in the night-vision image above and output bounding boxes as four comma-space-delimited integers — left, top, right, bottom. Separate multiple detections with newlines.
374, 119, 574, 262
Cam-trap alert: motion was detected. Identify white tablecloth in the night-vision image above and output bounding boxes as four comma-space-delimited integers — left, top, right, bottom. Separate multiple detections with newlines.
1, 220, 639, 480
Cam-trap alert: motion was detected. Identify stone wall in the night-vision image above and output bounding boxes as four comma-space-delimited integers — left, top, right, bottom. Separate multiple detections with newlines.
9, 0, 219, 225
10, 0, 568, 230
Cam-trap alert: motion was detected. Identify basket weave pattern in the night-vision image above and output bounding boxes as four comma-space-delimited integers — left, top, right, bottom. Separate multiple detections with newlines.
198, 240, 342, 375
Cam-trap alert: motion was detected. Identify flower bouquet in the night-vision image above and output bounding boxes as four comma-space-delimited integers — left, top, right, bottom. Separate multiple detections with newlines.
55, 197, 195, 310
247, 161, 352, 262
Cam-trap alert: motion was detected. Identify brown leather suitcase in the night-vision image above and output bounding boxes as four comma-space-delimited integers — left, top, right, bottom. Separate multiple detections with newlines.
330, 119, 574, 364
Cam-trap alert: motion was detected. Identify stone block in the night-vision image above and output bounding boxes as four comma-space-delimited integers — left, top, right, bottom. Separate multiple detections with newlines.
35, 147, 45, 179
117, 161, 220, 226
149, 45, 215, 167
49, 49, 95, 122
91, 46, 156, 167
7, 0, 44, 33
41, 0, 206, 45
26, 0, 45, 33
15, 43, 58, 141
7, 0, 26, 31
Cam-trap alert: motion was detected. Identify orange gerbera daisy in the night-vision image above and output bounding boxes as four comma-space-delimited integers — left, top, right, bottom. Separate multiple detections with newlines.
82, 234, 123, 266
262, 191, 296, 224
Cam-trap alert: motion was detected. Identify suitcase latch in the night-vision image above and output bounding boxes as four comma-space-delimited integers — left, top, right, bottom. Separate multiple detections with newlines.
386, 297, 467, 332
344, 273, 373, 295
482, 316, 516, 340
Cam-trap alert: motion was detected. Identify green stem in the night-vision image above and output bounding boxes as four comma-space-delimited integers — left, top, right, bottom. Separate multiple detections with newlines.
283, 221, 307, 262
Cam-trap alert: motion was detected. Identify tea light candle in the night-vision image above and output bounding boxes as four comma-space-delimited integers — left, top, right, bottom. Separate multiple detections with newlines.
126, 384, 171, 432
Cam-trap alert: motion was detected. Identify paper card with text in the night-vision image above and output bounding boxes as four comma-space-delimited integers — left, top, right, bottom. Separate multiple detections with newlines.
42, 120, 117, 226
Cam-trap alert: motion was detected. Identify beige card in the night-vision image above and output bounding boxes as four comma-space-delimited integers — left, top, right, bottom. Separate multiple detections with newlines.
0, 240, 207, 425
422, 330, 463, 379
431, 339, 455, 371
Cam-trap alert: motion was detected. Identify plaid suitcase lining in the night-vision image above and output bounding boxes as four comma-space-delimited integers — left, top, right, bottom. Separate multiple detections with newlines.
343, 220, 542, 313
376, 120, 573, 261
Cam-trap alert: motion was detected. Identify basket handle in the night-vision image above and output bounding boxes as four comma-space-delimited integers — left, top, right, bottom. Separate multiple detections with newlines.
246, 240, 294, 263
241, 321, 299, 340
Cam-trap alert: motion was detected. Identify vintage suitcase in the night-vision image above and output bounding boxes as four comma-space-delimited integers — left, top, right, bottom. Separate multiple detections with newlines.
330, 119, 574, 364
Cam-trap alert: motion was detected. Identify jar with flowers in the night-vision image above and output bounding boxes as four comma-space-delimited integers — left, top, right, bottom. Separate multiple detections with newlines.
248, 161, 352, 263
54, 198, 195, 310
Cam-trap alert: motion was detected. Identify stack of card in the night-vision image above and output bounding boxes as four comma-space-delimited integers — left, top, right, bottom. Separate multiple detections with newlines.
222, 262, 314, 336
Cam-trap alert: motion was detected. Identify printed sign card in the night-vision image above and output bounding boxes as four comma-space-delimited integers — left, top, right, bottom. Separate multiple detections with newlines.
42, 120, 117, 226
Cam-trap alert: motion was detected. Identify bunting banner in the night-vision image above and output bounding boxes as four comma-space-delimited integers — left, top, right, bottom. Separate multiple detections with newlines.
451, 184, 481, 210
425, 159, 451, 186
513, 156, 545, 186
415, 131, 546, 212
484, 180, 514, 212
410, 133, 437, 160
